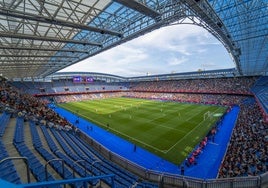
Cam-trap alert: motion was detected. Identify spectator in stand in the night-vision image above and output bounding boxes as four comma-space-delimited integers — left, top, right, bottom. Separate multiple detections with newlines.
130, 77, 257, 95
0, 80, 74, 131
218, 103, 268, 178
124, 92, 247, 106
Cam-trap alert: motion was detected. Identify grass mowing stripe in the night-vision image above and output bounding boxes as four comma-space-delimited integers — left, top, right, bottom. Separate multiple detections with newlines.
147, 117, 187, 133
165, 106, 222, 154
78, 108, 165, 153
58, 97, 227, 164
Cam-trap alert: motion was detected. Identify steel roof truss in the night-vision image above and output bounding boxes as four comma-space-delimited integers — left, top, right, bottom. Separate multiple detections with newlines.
112, 0, 160, 18
0, 32, 102, 46
0, 7, 122, 37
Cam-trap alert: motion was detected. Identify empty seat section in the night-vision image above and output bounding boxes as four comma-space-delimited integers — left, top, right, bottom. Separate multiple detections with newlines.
29, 121, 43, 148
0, 112, 11, 137
29, 122, 73, 180
38, 125, 86, 187
13, 118, 55, 183
31, 120, 157, 187
0, 140, 21, 184
63, 131, 140, 186
40, 126, 59, 152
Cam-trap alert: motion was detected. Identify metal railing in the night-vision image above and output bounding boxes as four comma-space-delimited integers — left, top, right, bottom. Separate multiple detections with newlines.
79, 131, 267, 188
0, 174, 115, 188
72, 159, 87, 178
1, 136, 265, 187
0, 156, 112, 188
0, 157, 30, 183
45, 158, 65, 181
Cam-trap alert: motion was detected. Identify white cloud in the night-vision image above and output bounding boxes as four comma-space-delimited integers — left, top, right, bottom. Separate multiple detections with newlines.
62, 44, 148, 74
168, 56, 188, 66
132, 25, 208, 55
92, 45, 148, 66
60, 24, 234, 77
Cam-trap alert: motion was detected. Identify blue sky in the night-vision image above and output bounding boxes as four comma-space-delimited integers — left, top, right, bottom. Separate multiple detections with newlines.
60, 24, 235, 77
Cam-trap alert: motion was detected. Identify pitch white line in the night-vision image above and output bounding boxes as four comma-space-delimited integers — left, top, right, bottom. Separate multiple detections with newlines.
146, 115, 186, 133
164, 119, 206, 154
164, 107, 222, 154
78, 113, 166, 153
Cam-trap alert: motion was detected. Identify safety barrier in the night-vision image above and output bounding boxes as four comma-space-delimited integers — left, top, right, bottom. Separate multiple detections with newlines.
0, 174, 115, 188
80, 131, 267, 188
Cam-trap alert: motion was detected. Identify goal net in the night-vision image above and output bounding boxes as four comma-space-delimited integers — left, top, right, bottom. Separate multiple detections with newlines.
203, 111, 213, 120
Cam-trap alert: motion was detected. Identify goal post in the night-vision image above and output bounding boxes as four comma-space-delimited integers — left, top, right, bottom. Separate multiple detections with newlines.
203, 111, 213, 120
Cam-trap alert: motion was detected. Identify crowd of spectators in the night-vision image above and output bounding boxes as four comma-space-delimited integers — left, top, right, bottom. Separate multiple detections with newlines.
130, 77, 257, 94
54, 92, 125, 103
0, 81, 74, 131
2, 75, 268, 179
52, 91, 247, 107
124, 92, 247, 106
218, 102, 268, 178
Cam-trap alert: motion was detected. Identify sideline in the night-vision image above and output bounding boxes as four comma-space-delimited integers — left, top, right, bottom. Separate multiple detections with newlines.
52, 105, 239, 178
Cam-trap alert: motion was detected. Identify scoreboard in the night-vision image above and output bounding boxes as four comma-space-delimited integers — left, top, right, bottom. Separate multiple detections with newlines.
73, 76, 94, 83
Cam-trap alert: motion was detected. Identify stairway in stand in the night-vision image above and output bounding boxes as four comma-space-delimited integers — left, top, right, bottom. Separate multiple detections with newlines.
2, 117, 36, 183
23, 121, 61, 180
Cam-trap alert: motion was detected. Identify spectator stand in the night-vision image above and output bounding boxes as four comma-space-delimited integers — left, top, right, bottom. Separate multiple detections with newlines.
251, 76, 268, 123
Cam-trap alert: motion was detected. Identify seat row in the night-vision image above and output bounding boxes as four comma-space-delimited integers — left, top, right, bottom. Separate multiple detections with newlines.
36, 124, 96, 187
64, 129, 158, 188
4, 116, 157, 187
29, 122, 74, 181
0, 140, 21, 184
0, 112, 11, 137
39, 122, 157, 187
13, 118, 56, 184
40, 125, 117, 186
56, 129, 136, 186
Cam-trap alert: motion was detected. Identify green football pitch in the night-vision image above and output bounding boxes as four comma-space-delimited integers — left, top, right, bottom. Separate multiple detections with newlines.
58, 97, 227, 164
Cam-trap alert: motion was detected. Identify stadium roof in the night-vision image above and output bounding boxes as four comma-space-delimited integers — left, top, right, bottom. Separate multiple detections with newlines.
0, 0, 267, 80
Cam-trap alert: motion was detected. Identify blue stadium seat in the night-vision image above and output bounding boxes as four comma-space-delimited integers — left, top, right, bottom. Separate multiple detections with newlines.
1, 172, 20, 184
0, 161, 14, 170
0, 139, 21, 184
13, 118, 57, 184
29, 127, 78, 182
0, 112, 11, 137
63, 131, 142, 186
29, 118, 157, 187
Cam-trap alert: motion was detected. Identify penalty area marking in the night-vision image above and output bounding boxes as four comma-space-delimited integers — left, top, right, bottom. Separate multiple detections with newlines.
164, 107, 223, 154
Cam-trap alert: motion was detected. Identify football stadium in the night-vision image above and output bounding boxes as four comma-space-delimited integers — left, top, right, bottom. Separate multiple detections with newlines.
0, 0, 267, 188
